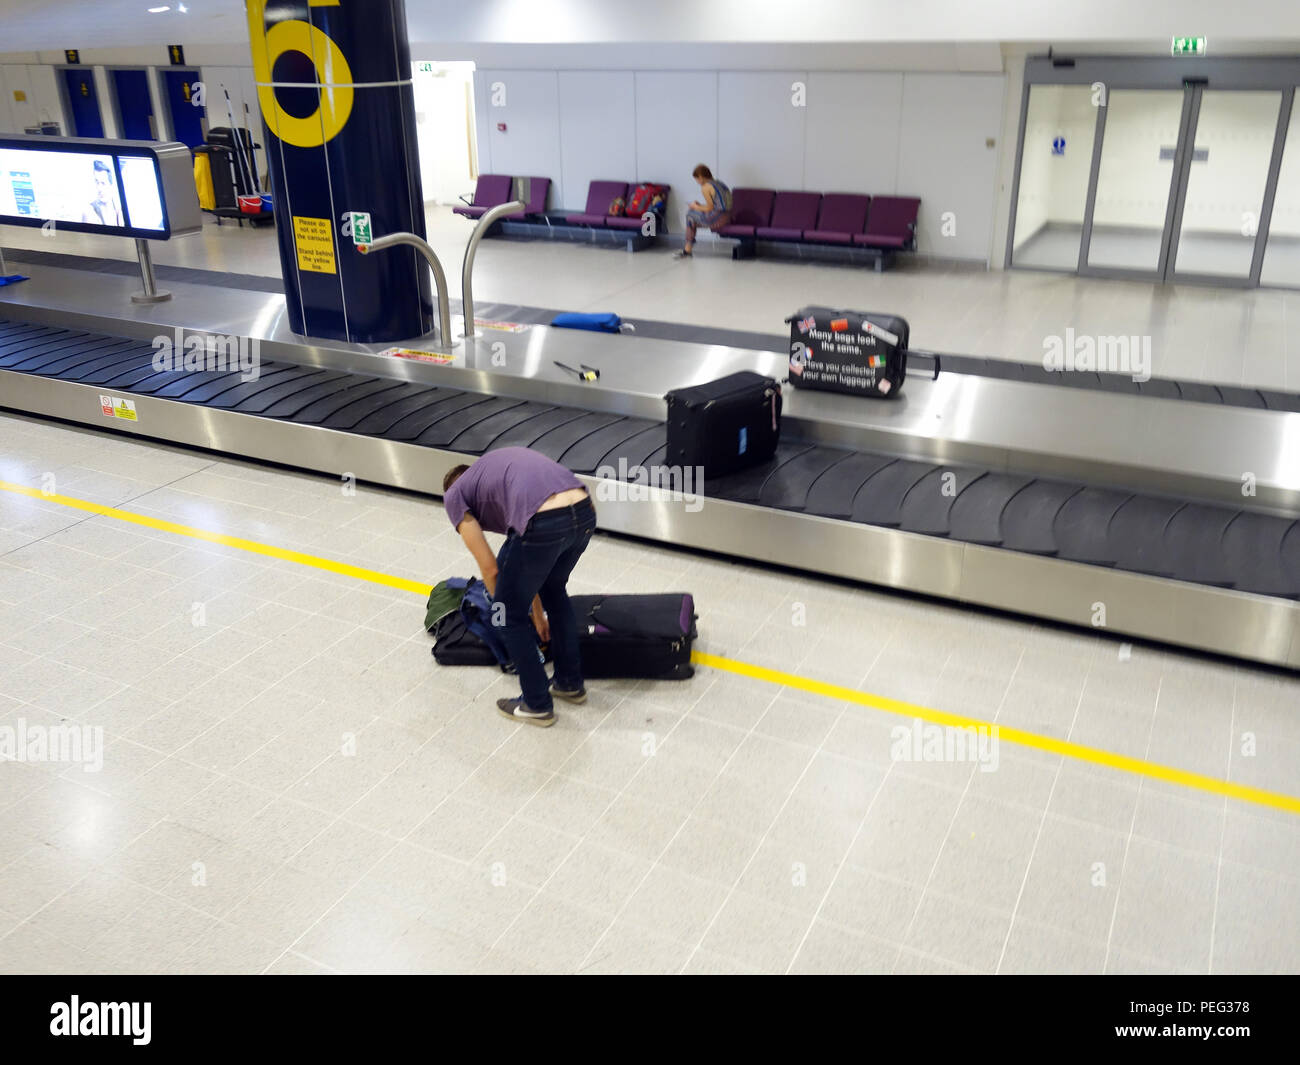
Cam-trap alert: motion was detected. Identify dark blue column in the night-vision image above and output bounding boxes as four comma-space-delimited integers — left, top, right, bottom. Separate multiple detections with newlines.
246, 0, 432, 342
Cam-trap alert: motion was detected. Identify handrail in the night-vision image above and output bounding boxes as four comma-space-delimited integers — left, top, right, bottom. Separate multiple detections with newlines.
461, 199, 524, 338
357, 232, 453, 352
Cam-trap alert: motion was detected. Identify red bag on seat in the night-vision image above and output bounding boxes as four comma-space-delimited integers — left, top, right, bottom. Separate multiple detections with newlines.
626, 183, 668, 217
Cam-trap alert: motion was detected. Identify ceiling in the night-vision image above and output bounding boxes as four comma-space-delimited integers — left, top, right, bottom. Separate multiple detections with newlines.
2, 0, 1299, 53
0, 0, 246, 51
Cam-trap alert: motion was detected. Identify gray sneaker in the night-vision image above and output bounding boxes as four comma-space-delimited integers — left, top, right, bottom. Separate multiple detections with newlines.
549, 683, 587, 705
496, 697, 555, 727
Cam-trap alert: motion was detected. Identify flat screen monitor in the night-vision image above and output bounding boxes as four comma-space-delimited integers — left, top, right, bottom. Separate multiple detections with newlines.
0, 134, 201, 240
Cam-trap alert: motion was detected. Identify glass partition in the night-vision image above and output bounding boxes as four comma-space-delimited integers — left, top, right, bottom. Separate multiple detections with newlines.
1011, 85, 1099, 269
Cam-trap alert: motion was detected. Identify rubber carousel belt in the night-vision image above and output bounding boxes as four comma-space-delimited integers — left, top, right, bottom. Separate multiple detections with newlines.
1, 319, 1297, 600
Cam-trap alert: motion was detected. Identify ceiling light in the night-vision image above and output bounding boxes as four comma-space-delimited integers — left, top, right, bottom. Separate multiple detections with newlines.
148, 5, 171, 11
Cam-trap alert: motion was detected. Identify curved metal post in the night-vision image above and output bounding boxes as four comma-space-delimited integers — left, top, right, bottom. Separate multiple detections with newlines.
461, 200, 524, 337
358, 232, 453, 351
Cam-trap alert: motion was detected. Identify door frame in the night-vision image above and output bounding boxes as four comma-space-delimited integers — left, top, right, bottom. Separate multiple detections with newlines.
160, 68, 206, 149
1005, 55, 1300, 288
1162, 85, 1292, 288
55, 64, 105, 139
1075, 83, 1197, 284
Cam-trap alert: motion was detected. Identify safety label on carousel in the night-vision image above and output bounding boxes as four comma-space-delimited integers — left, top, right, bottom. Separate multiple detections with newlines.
378, 347, 456, 365
99, 395, 138, 422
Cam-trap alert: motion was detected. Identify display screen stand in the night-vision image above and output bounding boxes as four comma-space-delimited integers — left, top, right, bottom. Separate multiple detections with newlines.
130, 238, 170, 304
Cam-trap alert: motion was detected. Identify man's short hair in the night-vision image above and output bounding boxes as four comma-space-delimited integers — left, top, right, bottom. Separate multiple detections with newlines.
443, 463, 470, 494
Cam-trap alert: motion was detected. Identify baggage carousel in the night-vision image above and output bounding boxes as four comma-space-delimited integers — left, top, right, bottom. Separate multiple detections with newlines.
2, 263, 1298, 669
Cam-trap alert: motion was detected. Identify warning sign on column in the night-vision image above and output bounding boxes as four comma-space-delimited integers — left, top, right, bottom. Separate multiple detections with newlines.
292, 216, 337, 274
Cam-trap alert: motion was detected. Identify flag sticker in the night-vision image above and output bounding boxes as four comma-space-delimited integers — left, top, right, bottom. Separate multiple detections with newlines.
796, 316, 815, 334
867, 354, 885, 368
830, 318, 849, 332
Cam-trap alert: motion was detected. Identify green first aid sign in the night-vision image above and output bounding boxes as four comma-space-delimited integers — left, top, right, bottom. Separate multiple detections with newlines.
349, 212, 372, 245
1171, 36, 1207, 56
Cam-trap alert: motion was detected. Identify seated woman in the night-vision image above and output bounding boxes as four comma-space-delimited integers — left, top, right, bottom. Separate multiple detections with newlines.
674, 164, 731, 259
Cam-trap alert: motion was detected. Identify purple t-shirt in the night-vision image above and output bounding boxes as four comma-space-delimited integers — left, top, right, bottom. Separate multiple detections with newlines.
443, 447, 584, 535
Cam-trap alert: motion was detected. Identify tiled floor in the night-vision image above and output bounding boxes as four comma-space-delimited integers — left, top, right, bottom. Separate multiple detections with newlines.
3, 205, 1298, 391
1, 411, 1297, 974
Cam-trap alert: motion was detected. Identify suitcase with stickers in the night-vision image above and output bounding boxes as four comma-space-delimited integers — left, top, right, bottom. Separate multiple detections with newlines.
785, 307, 931, 399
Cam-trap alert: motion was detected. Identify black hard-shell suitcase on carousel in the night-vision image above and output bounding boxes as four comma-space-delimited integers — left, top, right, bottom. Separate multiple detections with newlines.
664, 371, 781, 478
571, 593, 698, 680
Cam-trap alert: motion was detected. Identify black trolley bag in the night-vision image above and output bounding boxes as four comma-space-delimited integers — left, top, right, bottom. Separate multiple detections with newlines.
664, 371, 782, 477
431, 594, 698, 680
570, 593, 698, 680
785, 307, 931, 399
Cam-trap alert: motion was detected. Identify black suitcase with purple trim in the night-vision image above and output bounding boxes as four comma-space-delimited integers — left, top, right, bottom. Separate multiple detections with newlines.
570, 593, 698, 680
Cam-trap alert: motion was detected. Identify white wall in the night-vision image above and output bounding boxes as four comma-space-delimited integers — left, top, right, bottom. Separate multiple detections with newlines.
633, 71, 717, 226
92, 66, 118, 138
1180, 90, 1281, 234
1089, 89, 1185, 231
1012, 83, 1098, 248
558, 71, 636, 213
0, 63, 66, 134
803, 72, 904, 193
1045, 90, 1099, 224
474, 70, 563, 205
472, 67, 1006, 260
718, 72, 806, 189
200, 67, 258, 136
896, 74, 1005, 259
1265, 106, 1300, 241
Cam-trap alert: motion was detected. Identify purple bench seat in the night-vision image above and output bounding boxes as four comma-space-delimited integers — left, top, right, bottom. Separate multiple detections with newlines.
805, 193, 871, 244
715, 187, 775, 238
453, 174, 513, 219
854, 196, 920, 250
565, 181, 628, 227
716, 186, 918, 267
755, 191, 821, 241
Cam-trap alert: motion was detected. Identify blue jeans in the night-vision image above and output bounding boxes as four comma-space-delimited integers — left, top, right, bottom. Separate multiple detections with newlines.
493, 496, 596, 711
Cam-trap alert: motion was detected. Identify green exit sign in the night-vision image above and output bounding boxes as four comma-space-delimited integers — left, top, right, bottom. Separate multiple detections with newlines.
1172, 36, 1207, 56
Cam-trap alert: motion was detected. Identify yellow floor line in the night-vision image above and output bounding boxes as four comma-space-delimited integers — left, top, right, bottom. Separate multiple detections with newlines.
0, 480, 431, 597
4, 478, 1297, 816
695, 652, 1300, 816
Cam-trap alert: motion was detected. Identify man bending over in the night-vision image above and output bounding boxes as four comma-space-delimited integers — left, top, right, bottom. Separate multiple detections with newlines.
442, 447, 596, 727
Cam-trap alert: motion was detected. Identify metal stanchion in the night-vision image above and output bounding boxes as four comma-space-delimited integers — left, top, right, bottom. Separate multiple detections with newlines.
130, 239, 171, 304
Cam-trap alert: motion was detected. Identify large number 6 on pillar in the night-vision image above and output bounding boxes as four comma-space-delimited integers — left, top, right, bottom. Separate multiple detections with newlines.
246, 0, 354, 148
